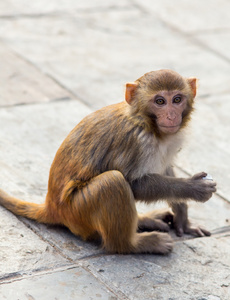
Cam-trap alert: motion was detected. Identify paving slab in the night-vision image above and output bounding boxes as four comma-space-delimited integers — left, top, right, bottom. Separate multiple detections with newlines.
0, 100, 90, 194
195, 32, 230, 64
139, 0, 230, 33
80, 234, 230, 300
1, 4, 230, 109
0, 44, 71, 106
0, 206, 68, 278
20, 219, 104, 260
0, 266, 119, 300
0, 0, 130, 16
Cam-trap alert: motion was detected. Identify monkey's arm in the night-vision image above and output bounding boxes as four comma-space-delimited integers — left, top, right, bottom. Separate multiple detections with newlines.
130, 171, 215, 237
130, 172, 216, 203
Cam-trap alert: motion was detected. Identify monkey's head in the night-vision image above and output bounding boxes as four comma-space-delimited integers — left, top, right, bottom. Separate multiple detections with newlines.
125, 69, 197, 136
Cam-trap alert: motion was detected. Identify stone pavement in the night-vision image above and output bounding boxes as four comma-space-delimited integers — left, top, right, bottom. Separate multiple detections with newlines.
0, 0, 230, 299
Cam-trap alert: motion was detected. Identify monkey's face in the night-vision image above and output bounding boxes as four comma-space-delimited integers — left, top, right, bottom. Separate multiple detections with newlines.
125, 70, 197, 136
149, 90, 188, 134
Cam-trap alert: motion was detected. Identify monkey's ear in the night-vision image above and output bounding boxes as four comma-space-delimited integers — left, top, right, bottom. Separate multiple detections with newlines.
125, 82, 138, 104
187, 77, 197, 98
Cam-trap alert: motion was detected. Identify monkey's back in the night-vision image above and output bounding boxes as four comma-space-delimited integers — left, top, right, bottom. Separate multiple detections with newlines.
47, 102, 140, 201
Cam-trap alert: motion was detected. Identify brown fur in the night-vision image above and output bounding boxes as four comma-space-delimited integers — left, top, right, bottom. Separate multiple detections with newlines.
0, 69, 216, 254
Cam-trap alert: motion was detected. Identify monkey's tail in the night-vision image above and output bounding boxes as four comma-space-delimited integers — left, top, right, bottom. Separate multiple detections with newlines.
0, 188, 51, 224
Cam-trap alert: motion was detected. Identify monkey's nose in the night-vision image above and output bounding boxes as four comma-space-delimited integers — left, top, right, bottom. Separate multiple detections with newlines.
167, 114, 176, 121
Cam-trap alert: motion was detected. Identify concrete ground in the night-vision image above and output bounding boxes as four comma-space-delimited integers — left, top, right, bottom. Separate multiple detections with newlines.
0, 1, 230, 299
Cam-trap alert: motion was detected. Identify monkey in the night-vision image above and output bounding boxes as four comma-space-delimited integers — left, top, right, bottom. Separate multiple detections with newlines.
0, 69, 216, 254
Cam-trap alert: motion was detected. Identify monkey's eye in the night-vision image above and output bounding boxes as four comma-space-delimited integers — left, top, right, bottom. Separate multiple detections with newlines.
173, 96, 182, 104
155, 98, 165, 105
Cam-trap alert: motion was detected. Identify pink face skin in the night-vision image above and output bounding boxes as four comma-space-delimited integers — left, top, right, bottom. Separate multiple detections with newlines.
150, 91, 188, 134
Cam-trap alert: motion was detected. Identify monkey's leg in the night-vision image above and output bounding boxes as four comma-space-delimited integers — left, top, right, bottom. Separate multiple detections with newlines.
138, 209, 174, 232
64, 170, 173, 254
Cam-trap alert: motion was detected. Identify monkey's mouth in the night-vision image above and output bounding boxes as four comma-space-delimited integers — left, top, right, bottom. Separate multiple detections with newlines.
158, 124, 181, 129
158, 124, 181, 134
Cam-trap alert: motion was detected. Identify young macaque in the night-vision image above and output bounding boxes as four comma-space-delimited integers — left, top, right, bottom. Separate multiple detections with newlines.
0, 69, 216, 254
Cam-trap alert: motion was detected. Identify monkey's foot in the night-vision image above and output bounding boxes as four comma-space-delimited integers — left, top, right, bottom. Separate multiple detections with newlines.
173, 219, 211, 237
138, 209, 173, 232
135, 232, 173, 254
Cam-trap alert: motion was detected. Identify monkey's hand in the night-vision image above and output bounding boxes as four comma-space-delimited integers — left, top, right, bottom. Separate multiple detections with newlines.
187, 172, 216, 202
